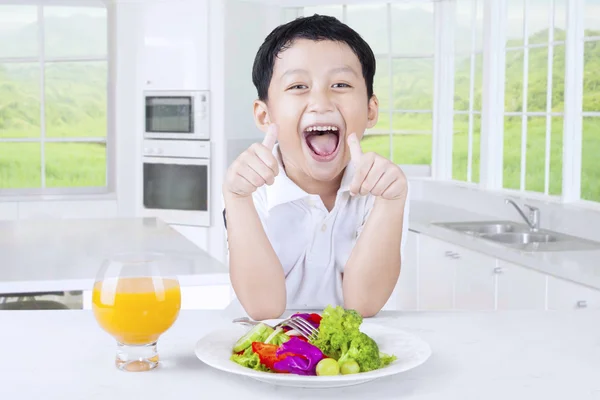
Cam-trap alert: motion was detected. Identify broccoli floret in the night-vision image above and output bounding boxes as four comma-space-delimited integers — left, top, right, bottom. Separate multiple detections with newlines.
337, 332, 382, 372
380, 352, 397, 367
309, 305, 363, 359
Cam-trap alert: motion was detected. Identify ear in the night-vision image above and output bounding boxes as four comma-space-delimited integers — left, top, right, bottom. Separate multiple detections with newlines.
366, 94, 379, 129
253, 99, 271, 132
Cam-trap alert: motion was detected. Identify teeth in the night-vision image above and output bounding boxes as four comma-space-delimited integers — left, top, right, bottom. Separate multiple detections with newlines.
306, 125, 338, 132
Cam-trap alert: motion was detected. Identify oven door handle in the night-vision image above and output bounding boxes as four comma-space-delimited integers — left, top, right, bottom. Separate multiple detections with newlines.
142, 156, 209, 165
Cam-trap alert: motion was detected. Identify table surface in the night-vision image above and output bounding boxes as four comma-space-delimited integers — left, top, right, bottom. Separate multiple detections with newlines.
0, 217, 228, 294
1, 309, 598, 400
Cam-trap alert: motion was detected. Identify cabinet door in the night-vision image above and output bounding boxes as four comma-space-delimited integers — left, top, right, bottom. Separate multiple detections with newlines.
143, 0, 209, 90
496, 261, 547, 310
393, 230, 419, 310
418, 235, 455, 310
180, 284, 233, 310
547, 277, 600, 310
453, 247, 496, 310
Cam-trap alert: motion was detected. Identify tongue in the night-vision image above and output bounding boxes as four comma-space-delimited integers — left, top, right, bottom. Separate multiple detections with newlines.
307, 133, 338, 156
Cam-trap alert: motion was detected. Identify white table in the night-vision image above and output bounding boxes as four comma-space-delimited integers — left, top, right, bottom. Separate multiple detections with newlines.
0, 217, 229, 294
1, 309, 598, 399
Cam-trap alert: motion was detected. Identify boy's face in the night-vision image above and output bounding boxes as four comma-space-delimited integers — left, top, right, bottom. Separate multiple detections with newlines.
254, 39, 378, 184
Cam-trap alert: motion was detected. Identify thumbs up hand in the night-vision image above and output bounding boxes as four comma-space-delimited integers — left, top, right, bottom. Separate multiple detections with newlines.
347, 133, 407, 200
223, 124, 280, 198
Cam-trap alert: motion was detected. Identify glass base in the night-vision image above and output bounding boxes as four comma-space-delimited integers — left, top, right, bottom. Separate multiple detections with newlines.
115, 341, 159, 372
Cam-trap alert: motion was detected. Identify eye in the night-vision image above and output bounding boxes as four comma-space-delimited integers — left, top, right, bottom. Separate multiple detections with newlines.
333, 83, 352, 88
288, 84, 308, 90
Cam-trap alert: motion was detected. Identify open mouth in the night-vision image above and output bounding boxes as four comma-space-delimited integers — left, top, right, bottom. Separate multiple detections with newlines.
303, 124, 341, 162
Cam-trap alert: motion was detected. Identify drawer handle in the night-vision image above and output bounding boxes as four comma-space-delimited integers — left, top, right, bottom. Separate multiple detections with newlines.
445, 251, 453, 256
451, 253, 461, 259
577, 300, 588, 309
493, 267, 504, 274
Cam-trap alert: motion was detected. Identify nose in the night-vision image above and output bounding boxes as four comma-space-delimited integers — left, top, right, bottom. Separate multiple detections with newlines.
306, 87, 335, 114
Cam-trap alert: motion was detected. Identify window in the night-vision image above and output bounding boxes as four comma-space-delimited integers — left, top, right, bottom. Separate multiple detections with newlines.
285, 1, 600, 206
348, 3, 435, 166
0, 3, 109, 195
292, 3, 435, 167
582, 0, 600, 202
501, 0, 566, 197
453, 0, 483, 183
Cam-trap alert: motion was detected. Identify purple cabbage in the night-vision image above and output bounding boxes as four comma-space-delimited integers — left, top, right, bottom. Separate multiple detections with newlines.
272, 337, 325, 375
290, 312, 321, 329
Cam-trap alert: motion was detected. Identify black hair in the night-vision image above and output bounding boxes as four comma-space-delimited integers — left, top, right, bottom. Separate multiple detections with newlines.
251, 14, 376, 102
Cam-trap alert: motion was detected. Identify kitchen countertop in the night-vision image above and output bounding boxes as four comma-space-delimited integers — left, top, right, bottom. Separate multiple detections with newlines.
0, 309, 597, 399
0, 217, 229, 294
409, 200, 600, 291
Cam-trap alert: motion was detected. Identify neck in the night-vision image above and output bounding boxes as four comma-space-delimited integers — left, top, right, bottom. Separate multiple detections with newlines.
281, 155, 343, 199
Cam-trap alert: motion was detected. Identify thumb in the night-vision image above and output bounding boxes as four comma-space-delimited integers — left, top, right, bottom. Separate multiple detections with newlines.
347, 132, 363, 165
262, 123, 278, 150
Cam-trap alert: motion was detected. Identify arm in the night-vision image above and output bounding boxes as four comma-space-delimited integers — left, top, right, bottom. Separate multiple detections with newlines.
343, 197, 406, 317
223, 124, 286, 320
225, 195, 286, 321
342, 133, 409, 317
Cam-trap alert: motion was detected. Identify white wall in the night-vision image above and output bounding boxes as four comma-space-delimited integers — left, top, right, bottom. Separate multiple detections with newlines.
113, 0, 144, 218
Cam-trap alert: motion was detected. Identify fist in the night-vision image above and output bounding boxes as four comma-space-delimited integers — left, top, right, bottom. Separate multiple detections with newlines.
347, 132, 407, 200
223, 124, 279, 198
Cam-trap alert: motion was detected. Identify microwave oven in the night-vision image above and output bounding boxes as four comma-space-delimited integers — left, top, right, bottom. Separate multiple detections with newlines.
144, 90, 210, 140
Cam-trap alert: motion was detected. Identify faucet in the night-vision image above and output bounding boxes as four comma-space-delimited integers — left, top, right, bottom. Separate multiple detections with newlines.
505, 198, 540, 231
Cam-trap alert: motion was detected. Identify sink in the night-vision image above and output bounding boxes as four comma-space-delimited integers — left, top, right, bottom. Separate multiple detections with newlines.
434, 221, 529, 236
432, 220, 600, 252
484, 232, 558, 245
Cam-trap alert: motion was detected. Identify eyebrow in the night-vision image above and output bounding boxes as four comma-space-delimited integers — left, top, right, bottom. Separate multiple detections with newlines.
280, 66, 359, 79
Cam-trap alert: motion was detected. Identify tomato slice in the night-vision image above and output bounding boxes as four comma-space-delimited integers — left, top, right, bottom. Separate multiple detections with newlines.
251, 342, 295, 372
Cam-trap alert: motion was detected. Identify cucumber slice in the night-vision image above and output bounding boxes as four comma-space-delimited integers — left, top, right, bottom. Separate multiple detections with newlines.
232, 323, 274, 353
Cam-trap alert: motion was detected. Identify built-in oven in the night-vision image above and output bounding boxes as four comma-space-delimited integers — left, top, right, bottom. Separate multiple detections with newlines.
144, 90, 210, 140
141, 139, 210, 226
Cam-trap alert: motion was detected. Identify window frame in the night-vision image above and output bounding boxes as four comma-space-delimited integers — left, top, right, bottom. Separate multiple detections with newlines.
295, 2, 436, 171
0, 1, 113, 197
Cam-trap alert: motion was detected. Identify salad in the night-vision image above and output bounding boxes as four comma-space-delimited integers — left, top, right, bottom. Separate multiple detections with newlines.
230, 305, 396, 376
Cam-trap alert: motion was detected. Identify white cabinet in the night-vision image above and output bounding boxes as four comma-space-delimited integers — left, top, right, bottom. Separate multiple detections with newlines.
394, 230, 419, 310
496, 261, 547, 310
142, 0, 209, 90
383, 231, 600, 312
180, 284, 233, 310
417, 235, 496, 311
547, 277, 600, 310
453, 248, 496, 310
418, 235, 456, 310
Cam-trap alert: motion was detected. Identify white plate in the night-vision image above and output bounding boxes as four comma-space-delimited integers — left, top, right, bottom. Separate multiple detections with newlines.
194, 319, 432, 388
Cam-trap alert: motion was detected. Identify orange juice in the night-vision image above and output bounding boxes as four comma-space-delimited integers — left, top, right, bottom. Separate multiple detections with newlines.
92, 277, 181, 345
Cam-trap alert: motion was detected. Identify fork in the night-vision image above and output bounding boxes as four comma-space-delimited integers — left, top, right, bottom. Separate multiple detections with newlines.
232, 316, 319, 341
276, 317, 319, 342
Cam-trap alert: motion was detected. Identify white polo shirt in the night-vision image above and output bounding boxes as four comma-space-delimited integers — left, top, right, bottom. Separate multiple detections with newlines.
224, 144, 410, 311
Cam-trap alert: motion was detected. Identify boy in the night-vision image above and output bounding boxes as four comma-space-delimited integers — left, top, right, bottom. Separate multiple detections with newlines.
222, 15, 409, 320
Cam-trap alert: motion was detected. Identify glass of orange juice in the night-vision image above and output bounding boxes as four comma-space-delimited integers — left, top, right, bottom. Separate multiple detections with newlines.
92, 252, 181, 372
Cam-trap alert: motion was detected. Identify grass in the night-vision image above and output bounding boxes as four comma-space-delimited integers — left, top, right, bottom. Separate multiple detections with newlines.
361, 117, 600, 203
0, 142, 106, 189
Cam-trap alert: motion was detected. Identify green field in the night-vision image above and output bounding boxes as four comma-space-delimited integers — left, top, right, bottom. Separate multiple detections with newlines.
361, 117, 600, 201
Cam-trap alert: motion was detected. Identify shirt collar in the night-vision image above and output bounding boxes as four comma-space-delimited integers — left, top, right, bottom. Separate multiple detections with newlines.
265, 144, 356, 211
